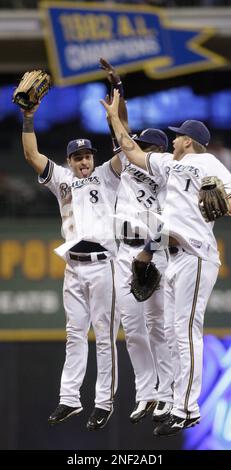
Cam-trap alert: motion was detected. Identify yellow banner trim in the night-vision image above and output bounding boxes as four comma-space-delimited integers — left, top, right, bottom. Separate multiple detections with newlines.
0, 327, 230, 341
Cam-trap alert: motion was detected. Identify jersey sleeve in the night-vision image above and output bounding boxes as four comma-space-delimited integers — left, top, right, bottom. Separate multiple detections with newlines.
38, 160, 68, 197
146, 152, 173, 184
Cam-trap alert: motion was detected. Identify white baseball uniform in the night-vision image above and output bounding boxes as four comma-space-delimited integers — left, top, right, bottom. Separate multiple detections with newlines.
115, 153, 173, 403
146, 151, 231, 418
39, 159, 120, 411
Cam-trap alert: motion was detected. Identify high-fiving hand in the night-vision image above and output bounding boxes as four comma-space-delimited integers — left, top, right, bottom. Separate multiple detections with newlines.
100, 88, 120, 120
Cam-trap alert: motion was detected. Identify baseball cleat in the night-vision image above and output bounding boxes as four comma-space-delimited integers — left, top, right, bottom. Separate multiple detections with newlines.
86, 407, 113, 430
130, 400, 157, 424
184, 416, 201, 428
152, 401, 173, 422
153, 414, 200, 436
48, 404, 83, 425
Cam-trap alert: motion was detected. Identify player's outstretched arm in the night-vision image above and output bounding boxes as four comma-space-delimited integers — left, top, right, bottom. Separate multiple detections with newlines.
99, 57, 130, 133
100, 58, 128, 175
22, 105, 48, 175
101, 90, 147, 170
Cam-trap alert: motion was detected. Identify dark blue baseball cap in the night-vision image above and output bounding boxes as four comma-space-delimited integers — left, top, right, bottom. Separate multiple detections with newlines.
134, 128, 168, 151
67, 139, 97, 157
168, 120, 210, 146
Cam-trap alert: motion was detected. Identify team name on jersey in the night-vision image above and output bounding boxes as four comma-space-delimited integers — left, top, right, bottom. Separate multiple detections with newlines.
123, 163, 159, 192
71, 176, 100, 189
171, 163, 199, 177
59, 182, 71, 199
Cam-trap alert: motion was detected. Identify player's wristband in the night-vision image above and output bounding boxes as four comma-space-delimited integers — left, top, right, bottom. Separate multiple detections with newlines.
23, 115, 34, 133
144, 240, 155, 254
144, 237, 161, 254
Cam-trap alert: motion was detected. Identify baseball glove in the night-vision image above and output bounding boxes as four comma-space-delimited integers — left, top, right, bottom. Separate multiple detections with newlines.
100, 57, 130, 137
99, 58, 121, 87
12, 70, 51, 110
198, 176, 229, 222
131, 259, 161, 302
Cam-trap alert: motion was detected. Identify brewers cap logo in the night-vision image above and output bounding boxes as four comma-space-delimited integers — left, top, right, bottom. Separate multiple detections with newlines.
76, 139, 85, 146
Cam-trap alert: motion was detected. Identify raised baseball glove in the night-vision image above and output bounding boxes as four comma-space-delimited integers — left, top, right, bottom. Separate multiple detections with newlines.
198, 176, 229, 222
131, 259, 161, 302
99, 57, 121, 87
12, 70, 51, 110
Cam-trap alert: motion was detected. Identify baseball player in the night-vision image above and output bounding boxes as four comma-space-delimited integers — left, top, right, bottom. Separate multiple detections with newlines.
116, 134, 174, 424
101, 60, 173, 423
21, 102, 121, 431
101, 90, 231, 435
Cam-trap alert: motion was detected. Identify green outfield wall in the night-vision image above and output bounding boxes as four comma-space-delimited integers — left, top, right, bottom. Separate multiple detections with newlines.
0, 218, 230, 339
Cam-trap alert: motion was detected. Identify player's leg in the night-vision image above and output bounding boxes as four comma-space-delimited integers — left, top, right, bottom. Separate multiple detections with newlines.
48, 263, 90, 424
154, 252, 218, 436
173, 254, 218, 418
115, 243, 157, 421
87, 258, 119, 429
144, 250, 174, 418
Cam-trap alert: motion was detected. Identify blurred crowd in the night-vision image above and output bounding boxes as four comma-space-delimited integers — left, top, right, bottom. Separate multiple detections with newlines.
0, 171, 59, 217
0, 0, 230, 9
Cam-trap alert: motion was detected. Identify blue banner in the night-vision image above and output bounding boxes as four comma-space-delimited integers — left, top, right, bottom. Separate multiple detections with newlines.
41, 1, 226, 85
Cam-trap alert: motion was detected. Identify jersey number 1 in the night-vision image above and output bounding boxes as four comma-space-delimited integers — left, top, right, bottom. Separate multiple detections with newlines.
184, 179, 191, 192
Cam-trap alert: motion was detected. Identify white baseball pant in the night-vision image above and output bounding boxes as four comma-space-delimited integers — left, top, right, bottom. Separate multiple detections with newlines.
60, 255, 119, 411
116, 242, 172, 402
164, 248, 218, 419
144, 249, 174, 403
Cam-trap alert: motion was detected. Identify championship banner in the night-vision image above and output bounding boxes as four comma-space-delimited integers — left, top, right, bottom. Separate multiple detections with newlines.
40, 1, 226, 86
